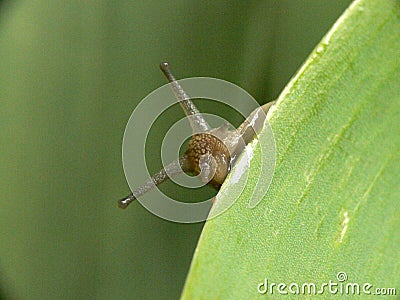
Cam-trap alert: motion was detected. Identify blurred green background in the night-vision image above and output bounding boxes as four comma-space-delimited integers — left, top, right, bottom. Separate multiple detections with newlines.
0, 1, 351, 299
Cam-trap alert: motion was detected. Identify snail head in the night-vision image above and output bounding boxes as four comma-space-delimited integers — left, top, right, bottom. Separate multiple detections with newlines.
118, 62, 240, 209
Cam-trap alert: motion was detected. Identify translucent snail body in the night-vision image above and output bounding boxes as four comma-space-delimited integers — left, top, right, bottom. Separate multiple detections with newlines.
118, 62, 275, 209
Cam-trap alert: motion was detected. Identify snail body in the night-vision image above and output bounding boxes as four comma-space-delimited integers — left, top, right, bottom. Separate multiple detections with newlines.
118, 62, 275, 209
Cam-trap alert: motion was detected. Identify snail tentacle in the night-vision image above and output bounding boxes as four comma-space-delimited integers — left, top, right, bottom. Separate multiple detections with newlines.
118, 155, 191, 209
160, 62, 211, 133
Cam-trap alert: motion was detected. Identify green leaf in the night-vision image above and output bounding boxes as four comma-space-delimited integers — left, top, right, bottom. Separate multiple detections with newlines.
182, 0, 400, 298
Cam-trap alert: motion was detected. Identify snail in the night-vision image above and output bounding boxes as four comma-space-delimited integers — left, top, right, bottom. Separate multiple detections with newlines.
118, 62, 275, 209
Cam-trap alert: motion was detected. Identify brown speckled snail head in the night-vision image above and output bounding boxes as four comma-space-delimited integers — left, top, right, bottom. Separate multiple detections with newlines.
118, 62, 275, 209
185, 132, 230, 187
118, 62, 236, 209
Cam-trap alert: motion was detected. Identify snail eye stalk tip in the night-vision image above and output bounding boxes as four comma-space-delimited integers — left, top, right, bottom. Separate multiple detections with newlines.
159, 61, 175, 82
118, 194, 136, 209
